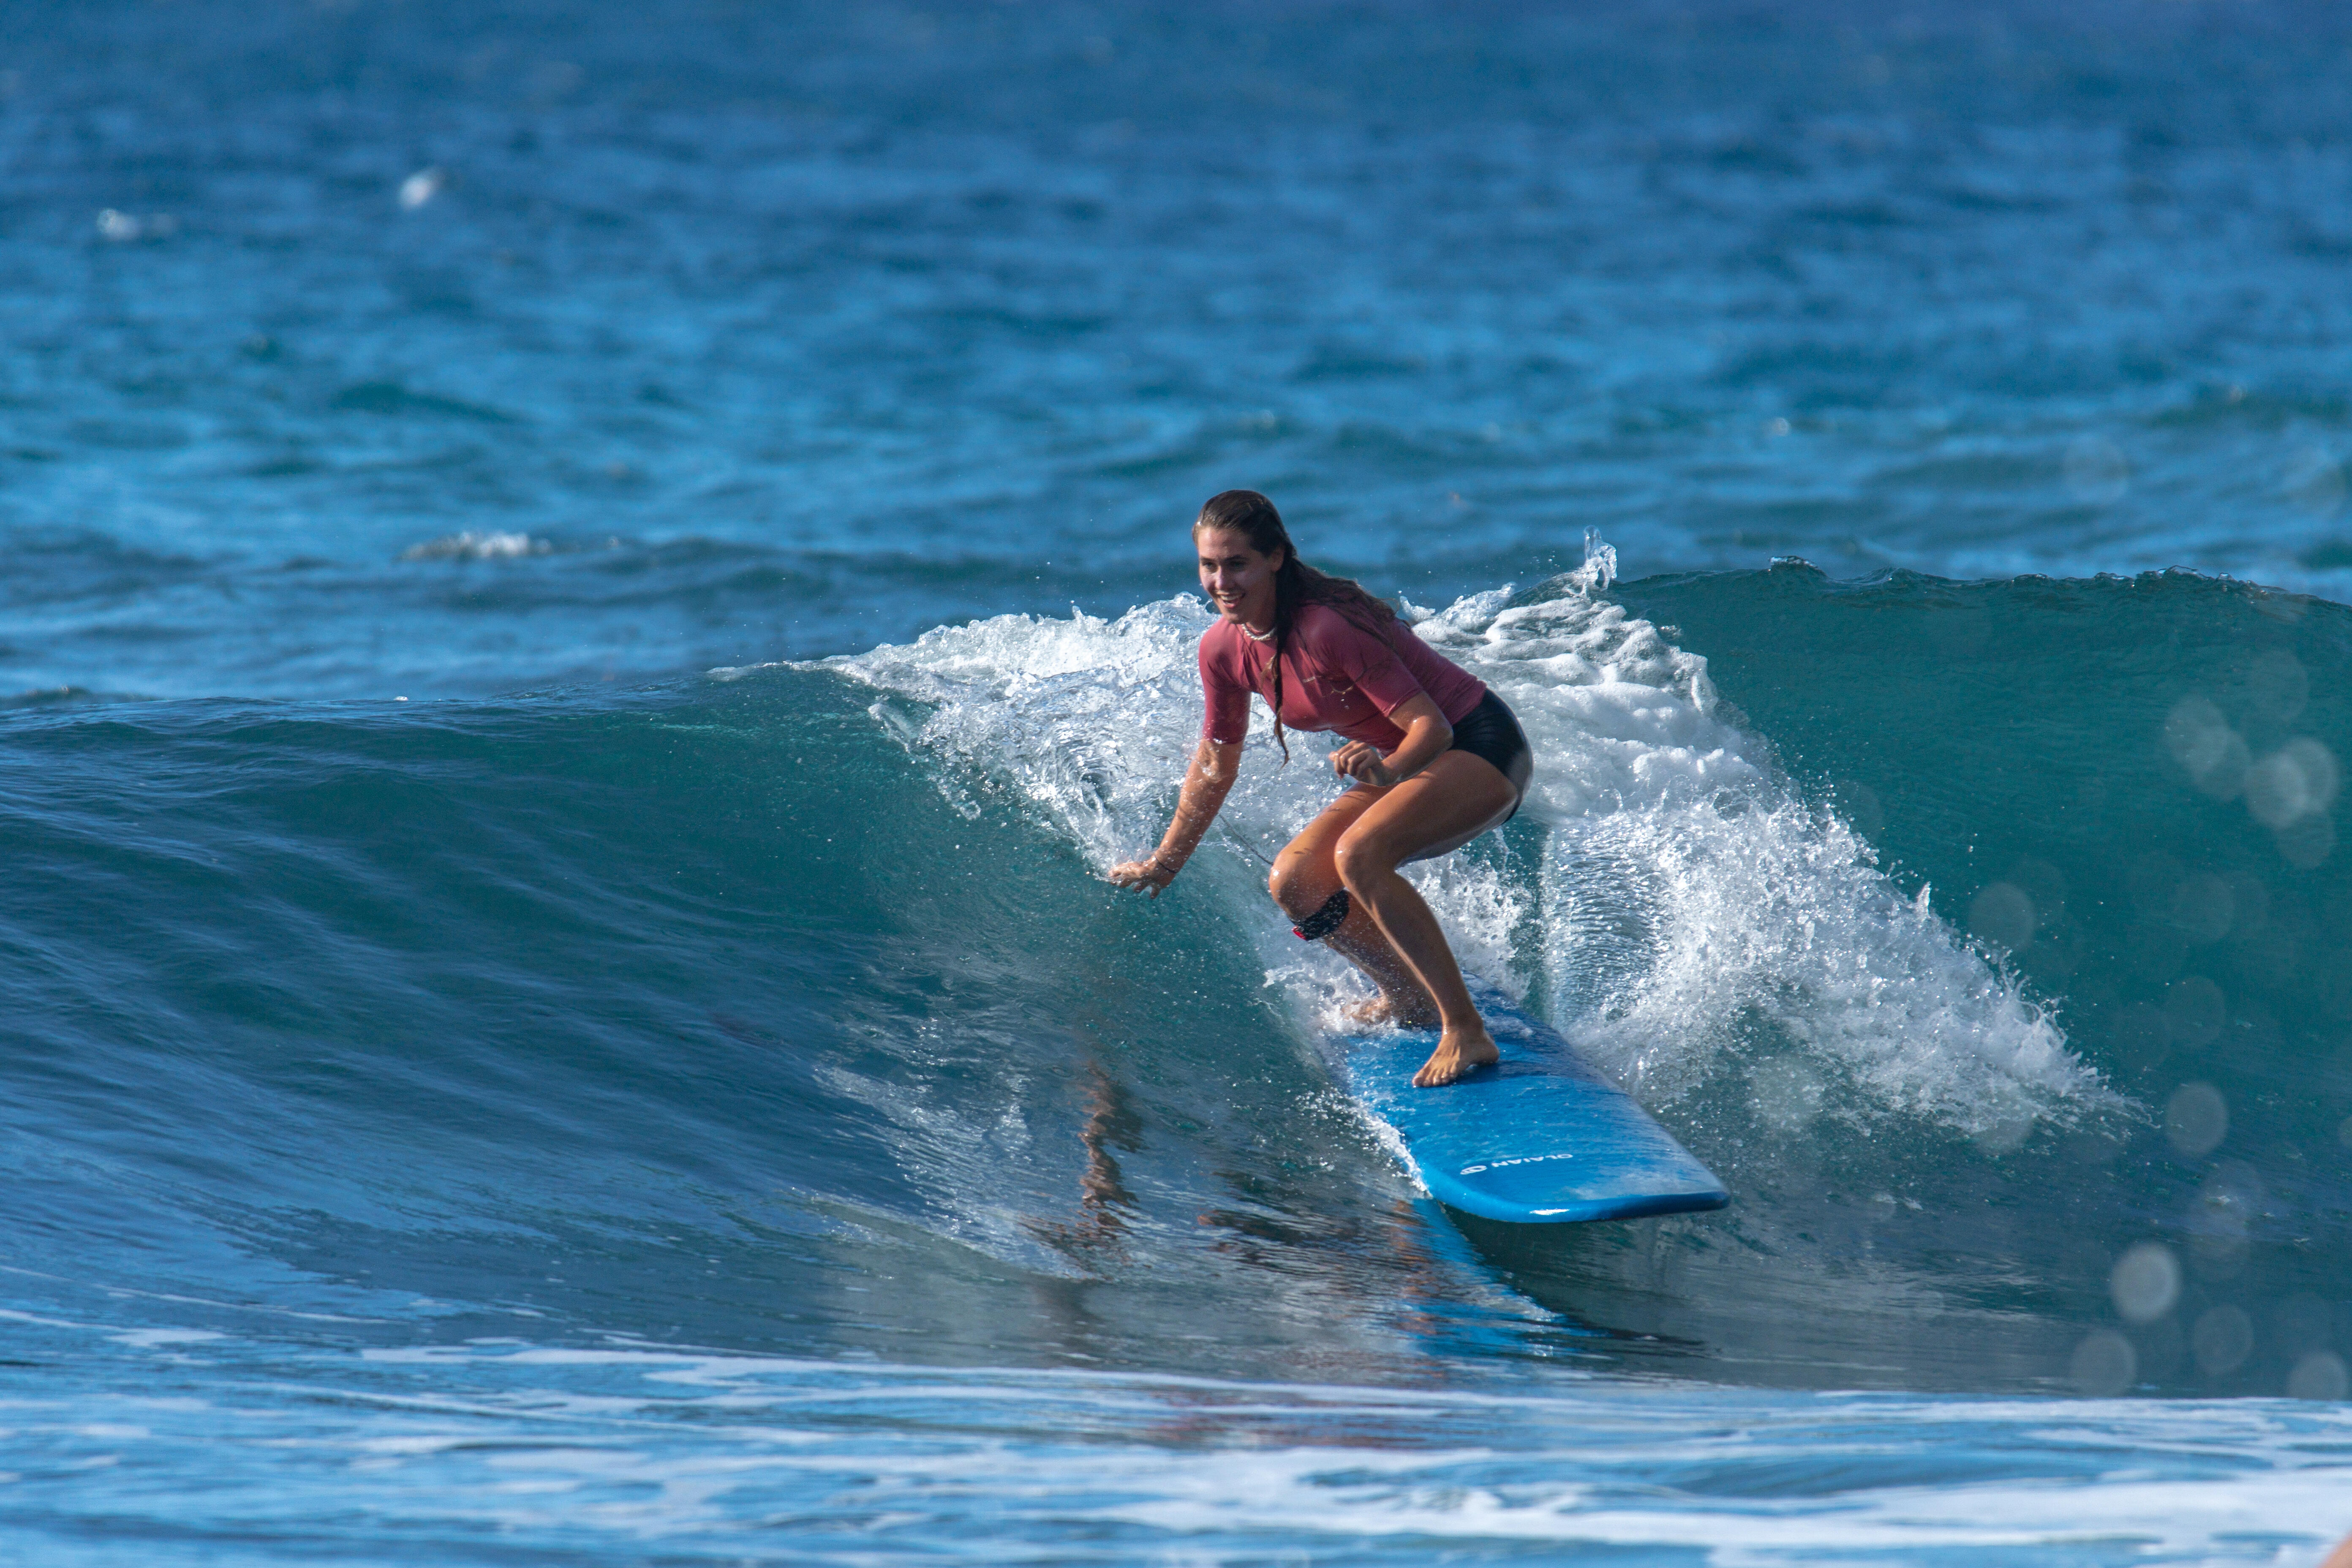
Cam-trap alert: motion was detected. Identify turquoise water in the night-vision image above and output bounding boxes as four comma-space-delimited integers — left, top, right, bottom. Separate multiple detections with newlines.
4, 2, 2352, 1561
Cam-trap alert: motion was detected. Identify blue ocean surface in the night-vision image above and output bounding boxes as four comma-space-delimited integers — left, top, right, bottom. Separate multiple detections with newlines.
4, 1, 2352, 1561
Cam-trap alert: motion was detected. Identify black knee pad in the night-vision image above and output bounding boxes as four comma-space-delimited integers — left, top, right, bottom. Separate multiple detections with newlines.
1293, 888, 1350, 942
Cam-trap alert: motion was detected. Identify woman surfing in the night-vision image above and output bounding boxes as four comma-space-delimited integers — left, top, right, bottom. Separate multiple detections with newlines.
1109, 490, 1534, 1088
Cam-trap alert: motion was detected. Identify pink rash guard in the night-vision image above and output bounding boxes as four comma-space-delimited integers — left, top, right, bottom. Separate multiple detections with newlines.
1198, 602, 1488, 752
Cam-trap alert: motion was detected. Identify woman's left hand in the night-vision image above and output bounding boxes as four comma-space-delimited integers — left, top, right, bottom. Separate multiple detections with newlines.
1330, 741, 1401, 787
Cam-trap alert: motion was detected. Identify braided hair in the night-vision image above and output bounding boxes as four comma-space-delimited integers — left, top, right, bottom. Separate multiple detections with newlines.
1194, 489, 1401, 763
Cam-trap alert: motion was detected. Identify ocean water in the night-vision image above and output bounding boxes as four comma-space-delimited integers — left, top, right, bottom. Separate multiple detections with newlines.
4, 1, 2352, 1561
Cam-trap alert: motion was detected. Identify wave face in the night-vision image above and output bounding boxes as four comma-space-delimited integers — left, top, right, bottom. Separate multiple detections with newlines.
5, 568, 2341, 1412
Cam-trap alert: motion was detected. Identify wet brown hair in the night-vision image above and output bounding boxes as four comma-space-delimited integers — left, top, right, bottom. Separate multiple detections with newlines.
1194, 489, 1399, 762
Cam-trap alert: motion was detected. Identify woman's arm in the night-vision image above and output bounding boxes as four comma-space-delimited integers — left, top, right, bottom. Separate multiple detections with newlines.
1329, 692, 1451, 787
1108, 737, 1244, 895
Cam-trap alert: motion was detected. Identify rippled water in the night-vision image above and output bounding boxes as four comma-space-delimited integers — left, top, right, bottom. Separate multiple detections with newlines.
5, 1, 2352, 1562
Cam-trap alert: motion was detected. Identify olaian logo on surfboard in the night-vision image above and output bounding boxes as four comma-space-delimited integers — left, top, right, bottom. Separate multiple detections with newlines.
1458, 1152, 1581, 1175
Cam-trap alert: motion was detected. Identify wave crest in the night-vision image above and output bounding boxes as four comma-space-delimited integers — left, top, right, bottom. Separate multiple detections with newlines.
837, 574, 2108, 1146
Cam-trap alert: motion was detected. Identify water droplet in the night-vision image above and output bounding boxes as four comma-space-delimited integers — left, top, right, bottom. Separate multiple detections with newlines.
2187, 1163, 2261, 1277
2243, 649, 2310, 725
2069, 1329, 2137, 1395
1838, 780, 1885, 838
2286, 1350, 2348, 1401
2110, 1241, 2181, 1323
2064, 436, 2130, 506
2191, 1305, 2254, 1375
399, 166, 448, 211
1969, 882, 2036, 953
1749, 1058, 1825, 1131
1971, 1112, 2035, 1157
2163, 696, 2246, 798
2165, 1082, 2228, 1157
2246, 739, 2338, 829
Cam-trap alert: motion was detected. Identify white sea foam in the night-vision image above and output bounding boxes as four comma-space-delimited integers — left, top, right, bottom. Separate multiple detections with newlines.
400, 530, 550, 561
30, 1339, 2348, 1564
834, 574, 2109, 1147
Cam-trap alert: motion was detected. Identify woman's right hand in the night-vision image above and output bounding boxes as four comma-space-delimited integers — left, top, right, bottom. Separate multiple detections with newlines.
1107, 857, 1178, 896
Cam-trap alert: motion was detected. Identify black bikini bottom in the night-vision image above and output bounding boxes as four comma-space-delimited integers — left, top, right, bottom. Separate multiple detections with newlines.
1447, 689, 1533, 818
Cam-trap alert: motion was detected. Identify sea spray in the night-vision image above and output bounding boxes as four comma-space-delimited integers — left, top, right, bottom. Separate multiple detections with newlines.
831, 569, 2110, 1154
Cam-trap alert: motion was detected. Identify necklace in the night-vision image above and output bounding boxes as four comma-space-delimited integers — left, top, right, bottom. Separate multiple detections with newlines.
1239, 622, 1276, 642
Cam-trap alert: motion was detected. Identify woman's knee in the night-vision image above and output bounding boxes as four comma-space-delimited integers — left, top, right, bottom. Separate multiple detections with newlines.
1332, 833, 1396, 894
1266, 859, 1326, 918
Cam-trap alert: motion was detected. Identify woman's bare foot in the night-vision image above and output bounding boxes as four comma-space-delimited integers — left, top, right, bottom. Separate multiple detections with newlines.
1411, 1024, 1500, 1087
1341, 990, 1443, 1030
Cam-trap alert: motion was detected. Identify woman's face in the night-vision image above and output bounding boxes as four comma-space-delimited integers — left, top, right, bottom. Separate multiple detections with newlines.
1195, 527, 1284, 629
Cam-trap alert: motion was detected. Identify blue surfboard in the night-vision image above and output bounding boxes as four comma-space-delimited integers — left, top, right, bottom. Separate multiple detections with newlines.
1331, 989, 1729, 1224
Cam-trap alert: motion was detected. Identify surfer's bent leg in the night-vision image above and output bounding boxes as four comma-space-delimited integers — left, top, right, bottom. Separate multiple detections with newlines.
1269, 788, 1441, 1027
1293, 889, 1350, 941
1331, 751, 1518, 1087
